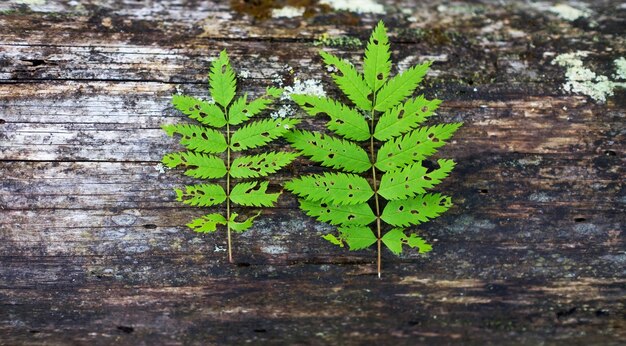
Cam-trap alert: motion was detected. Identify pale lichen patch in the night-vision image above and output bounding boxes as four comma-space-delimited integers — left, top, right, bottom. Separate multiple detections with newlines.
320, 0, 385, 14
548, 4, 591, 21
271, 6, 305, 18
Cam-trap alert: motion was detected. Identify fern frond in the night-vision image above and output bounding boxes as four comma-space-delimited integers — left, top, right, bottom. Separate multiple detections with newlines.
381, 193, 452, 227
291, 94, 370, 141
209, 50, 236, 108
374, 62, 430, 112
338, 226, 377, 250
284, 130, 371, 173
175, 184, 227, 207
285, 172, 374, 205
228, 90, 279, 125
299, 200, 375, 226
228, 212, 261, 232
378, 159, 455, 200
373, 96, 441, 141
230, 118, 299, 152
364, 21, 391, 93
162, 151, 227, 179
162, 124, 228, 154
187, 213, 227, 233
230, 152, 299, 179
230, 181, 279, 207
382, 228, 432, 255
375, 123, 462, 172
320, 50, 372, 111
172, 95, 226, 128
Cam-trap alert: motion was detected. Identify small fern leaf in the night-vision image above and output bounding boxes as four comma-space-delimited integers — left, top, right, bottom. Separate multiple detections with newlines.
375, 123, 462, 172
320, 50, 372, 111
162, 151, 226, 179
285, 130, 371, 173
381, 193, 452, 227
172, 95, 226, 128
162, 124, 228, 154
322, 234, 344, 247
299, 200, 376, 226
230, 118, 299, 152
285, 172, 374, 205
291, 94, 370, 141
364, 21, 391, 93
374, 62, 430, 112
187, 213, 227, 233
209, 50, 236, 108
175, 184, 227, 207
374, 96, 441, 141
230, 181, 279, 207
382, 228, 432, 255
228, 212, 261, 232
338, 226, 377, 251
230, 152, 299, 179
378, 159, 455, 200
228, 92, 277, 125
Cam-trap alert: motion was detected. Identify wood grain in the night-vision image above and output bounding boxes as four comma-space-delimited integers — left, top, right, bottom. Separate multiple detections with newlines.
1, 0, 624, 344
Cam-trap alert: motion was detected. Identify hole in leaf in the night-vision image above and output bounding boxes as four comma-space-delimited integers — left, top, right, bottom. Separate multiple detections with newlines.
373, 39, 379, 44
377, 73, 383, 80
348, 193, 354, 198
574, 217, 586, 222
221, 65, 227, 73
328, 153, 335, 159
320, 203, 327, 208
201, 132, 208, 140
397, 110, 405, 119
421, 106, 429, 113
194, 104, 201, 110
199, 112, 207, 117
398, 206, 404, 211
304, 103, 314, 108
428, 133, 435, 139
410, 210, 419, 214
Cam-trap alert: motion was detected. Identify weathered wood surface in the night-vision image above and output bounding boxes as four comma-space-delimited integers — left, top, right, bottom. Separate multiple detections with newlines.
1, 0, 624, 344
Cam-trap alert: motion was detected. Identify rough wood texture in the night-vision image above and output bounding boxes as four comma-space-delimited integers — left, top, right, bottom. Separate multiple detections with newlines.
1, 0, 624, 344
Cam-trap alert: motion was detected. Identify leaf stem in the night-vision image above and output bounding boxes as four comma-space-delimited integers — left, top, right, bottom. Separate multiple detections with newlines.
226, 110, 233, 263
369, 103, 382, 278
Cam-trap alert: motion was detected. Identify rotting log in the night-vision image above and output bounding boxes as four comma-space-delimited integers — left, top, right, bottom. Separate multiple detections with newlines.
0, 0, 624, 344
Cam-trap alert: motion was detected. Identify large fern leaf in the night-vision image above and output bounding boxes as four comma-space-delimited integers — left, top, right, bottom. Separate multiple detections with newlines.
172, 95, 226, 128
363, 21, 391, 93
230, 152, 299, 179
291, 94, 370, 141
230, 181, 279, 207
285, 130, 371, 173
209, 50, 236, 107
378, 159, 455, 200
373, 96, 441, 141
285, 172, 374, 205
381, 228, 432, 255
162, 124, 228, 154
338, 226, 377, 250
381, 193, 452, 227
374, 62, 430, 112
299, 200, 376, 226
175, 184, 227, 207
320, 50, 372, 111
162, 151, 227, 179
375, 123, 462, 172
230, 118, 299, 151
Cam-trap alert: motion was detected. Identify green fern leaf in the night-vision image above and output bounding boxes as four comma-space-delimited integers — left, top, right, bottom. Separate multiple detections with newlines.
284, 130, 371, 173
285, 172, 374, 205
230, 152, 299, 179
230, 181, 279, 207
162, 124, 227, 154
382, 228, 432, 255
381, 193, 452, 227
228, 90, 280, 125
230, 118, 299, 152
338, 226, 377, 250
228, 212, 261, 232
374, 62, 430, 112
172, 95, 226, 128
209, 50, 236, 108
320, 50, 372, 111
378, 159, 455, 200
162, 151, 227, 179
375, 123, 462, 172
299, 200, 375, 226
175, 184, 227, 207
374, 96, 441, 141
290, 94, 370, 141
364, 21, 391, 93
187, 213, 227, 233
322, 234, 344, 247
